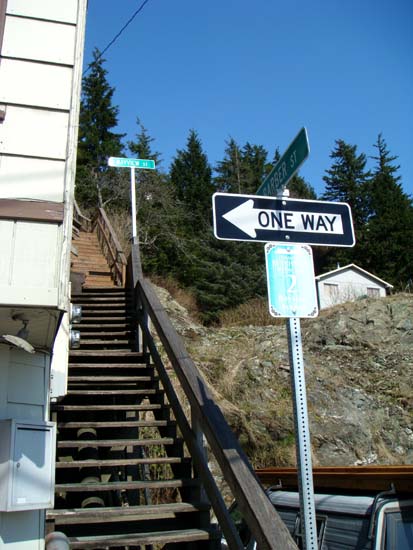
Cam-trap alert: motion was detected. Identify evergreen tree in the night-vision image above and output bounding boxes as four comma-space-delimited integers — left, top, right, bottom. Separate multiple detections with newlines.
214, 139, 269, 195
322, 140, 371, 267
214, 138, 243, 193
287, 174, 317, 200
76, 49, 125, 208
126, 119, 186, 276
240, 143, 268, 194
364, 134, 413, 286
128, 118, 162, 209
128, 118, 161, 166
170, 130, 214, 228
322, 139, 370, 228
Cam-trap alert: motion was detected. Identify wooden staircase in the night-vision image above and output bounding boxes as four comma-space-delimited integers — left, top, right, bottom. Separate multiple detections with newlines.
71, 228, 116, 288
48, 233, 219, 547
47, 205, 299, 550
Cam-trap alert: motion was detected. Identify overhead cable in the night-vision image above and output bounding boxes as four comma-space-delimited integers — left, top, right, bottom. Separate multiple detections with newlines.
83, 0, 151, 75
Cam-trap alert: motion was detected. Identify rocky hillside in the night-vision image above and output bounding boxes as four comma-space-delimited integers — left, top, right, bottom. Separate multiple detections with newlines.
153, 286, 413, 469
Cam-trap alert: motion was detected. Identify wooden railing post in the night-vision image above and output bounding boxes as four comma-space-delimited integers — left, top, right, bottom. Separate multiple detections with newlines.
191, 408, 209, 504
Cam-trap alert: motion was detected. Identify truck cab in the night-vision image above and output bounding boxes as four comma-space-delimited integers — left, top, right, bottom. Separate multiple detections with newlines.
223, 466, 413, 549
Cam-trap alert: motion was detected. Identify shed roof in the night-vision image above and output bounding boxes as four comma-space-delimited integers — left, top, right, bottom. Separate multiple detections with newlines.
315, 263, 393, 288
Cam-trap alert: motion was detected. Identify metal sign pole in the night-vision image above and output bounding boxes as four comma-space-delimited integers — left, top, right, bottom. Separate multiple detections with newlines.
287, 317, 318, 550
130, 167, 137, 243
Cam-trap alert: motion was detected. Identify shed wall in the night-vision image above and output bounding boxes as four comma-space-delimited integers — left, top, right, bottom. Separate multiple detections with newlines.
317, 269, 387, 309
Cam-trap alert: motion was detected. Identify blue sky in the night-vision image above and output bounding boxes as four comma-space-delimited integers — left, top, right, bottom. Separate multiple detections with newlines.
83, 0, 413, 197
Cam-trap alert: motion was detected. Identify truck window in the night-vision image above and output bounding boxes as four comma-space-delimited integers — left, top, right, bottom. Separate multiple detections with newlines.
384, 510, 413, 549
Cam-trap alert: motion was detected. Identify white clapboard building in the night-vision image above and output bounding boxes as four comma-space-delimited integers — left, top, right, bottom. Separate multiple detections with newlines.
316, 264, 393, 310
0, 1, 87, 547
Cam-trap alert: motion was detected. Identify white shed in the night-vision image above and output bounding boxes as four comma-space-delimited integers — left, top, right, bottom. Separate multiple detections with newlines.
316, 264, 393, 310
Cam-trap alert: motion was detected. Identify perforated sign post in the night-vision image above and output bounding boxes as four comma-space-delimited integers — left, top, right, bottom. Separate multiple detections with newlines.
213, 129, 355, 549
265, 243, 319, 550
108, 157, 156, 242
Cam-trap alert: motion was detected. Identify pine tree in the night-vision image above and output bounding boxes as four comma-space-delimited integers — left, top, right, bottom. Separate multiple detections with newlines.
214, 138, 243, 193
128, 118, 162, 208
214, 140, 269, 195
322, 140, 371, 267
126, 119, 183, 274
76, 49, 125, 208
128, 118, 161, 166
287, 174, 317, 199
170, 130, 214, 228
364, 134, 413, 286
240, 143, 268, 194
322, 140, 370, 229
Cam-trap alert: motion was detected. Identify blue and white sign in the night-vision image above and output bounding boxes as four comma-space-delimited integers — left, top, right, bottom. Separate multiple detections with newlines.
108, 157, 156, 170
265, 243, 318, 318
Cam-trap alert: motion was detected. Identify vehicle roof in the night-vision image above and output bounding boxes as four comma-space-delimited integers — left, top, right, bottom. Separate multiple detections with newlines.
268, 490, 375, 516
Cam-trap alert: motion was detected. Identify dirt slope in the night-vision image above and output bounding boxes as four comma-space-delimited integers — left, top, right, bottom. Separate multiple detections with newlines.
154, 287, 413, 468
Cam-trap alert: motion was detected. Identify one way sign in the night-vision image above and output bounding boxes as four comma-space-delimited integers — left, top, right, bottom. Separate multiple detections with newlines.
212, 192, 355, 247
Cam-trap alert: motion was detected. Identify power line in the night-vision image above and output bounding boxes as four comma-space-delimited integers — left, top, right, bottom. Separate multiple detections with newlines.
83, 0, 151, 76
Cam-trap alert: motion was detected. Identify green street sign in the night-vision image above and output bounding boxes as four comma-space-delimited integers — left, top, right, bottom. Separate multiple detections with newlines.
256, 127, 309, 197
108, 157, 156, 170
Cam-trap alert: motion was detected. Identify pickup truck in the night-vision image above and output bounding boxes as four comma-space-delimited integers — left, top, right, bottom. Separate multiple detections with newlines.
223, 466, 413, 549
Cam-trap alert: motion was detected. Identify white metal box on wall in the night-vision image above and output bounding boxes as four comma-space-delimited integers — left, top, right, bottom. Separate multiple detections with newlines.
0, 419, 56, 512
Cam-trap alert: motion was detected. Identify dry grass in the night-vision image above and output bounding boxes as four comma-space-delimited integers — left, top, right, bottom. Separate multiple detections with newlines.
150, 275, 200, 321
219, 297, 284, 327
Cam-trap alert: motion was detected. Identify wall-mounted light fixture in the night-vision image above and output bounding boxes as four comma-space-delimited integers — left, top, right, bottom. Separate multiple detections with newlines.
0, 315, 35, 353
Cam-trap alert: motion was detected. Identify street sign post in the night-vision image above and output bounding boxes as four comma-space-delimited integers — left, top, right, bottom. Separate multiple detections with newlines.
256, 127, 309, 197
264, 242, 319, 550
213, 192, 355, 247
107, 157, 156, 241
265, 244, 318, 318
213, 126, 350, 550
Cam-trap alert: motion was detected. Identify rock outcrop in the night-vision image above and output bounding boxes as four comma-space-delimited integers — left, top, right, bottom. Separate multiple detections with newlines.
153, 286, 413, 468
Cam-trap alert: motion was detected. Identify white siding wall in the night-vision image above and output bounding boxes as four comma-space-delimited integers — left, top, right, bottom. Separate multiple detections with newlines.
0, 220, 62, 307
0, 0, 86, 305
0, 348, 50, 546
0, 1, 87, 545
317, 269, 387, 309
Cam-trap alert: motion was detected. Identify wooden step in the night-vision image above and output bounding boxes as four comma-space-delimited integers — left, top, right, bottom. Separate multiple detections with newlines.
57, 437, 177, 448
74, 324, 131, 330
47, 501, 209, 524
66, 528, 217, 549
75, 316, 133, 323
56, 456, 188, 469
76, 300, 133, 305
67, 376, 154, 383
68, 363, 151, 369
69, 350, 142, 357
78, 339, 132, 345
80, 311, 131, 318
66, 389, 159, 395
72, 289, 128, 296
55, 478, 198, 492
57, 420, 169, 428
53, 404, 167, 412
78, 303, 130, 309
84, 280, 115, 287
75, 332, 133, 339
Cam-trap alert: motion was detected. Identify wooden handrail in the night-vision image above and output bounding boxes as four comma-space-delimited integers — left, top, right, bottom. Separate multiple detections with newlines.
94, 208, 127, 287
129, 244, 297, 550
73, 199, 92, 231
